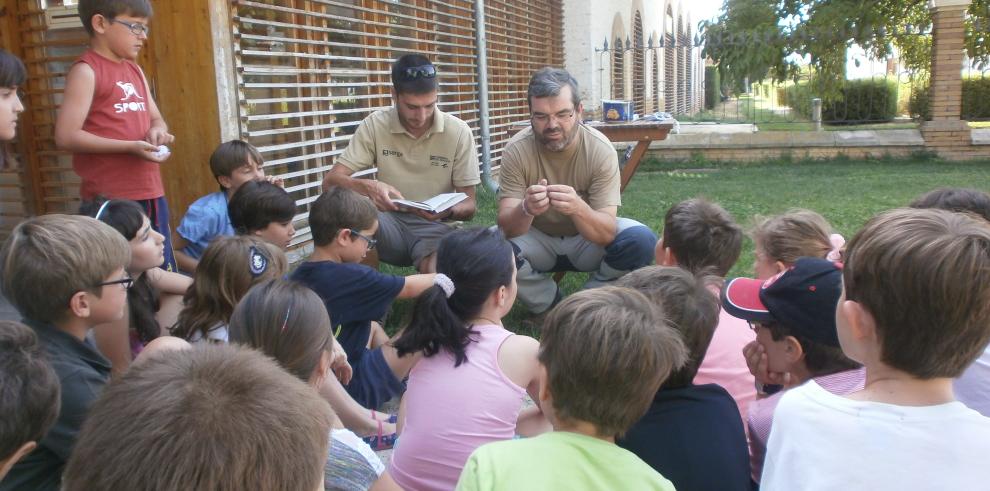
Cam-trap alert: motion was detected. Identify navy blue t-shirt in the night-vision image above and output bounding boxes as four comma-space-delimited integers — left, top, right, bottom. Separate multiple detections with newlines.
617, 383, 752, 491
290, 261, 404, 362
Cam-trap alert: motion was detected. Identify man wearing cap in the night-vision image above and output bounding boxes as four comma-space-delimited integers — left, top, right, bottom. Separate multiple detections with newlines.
497, 67, 657, 315
719, 257, 865, 484
322, 54, 480, 273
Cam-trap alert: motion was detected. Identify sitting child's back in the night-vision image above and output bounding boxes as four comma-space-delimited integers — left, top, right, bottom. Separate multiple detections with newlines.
762, 208, 990, 490
457, 287, 687, 491
617, 266, 751, 491
387, 228, 541, 491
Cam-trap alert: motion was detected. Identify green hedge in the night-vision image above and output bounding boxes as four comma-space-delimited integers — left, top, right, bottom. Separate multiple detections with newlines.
785, 79, 898, 123
705, 66, 720, 110
910, 77, 990, 121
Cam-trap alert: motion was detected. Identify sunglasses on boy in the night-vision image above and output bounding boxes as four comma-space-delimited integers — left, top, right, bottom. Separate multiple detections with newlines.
349, 229, 378, 250
401, 64, 437, 81
97, 275, 134, 290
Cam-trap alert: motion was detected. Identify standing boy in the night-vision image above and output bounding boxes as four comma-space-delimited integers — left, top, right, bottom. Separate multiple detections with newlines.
456, 287, 686, 491
762, 208, 990, 489
55, 0, 177, 271
0, 215, 131, 490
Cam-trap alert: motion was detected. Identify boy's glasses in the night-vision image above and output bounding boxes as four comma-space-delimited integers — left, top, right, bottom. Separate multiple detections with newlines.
110, 18, 150, 36
349, 229, 377, 250
97, 276, 134, 290
401, 65, 436, 81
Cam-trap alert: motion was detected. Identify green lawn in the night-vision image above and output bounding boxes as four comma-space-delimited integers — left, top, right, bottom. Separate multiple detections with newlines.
383, 156, 990, 337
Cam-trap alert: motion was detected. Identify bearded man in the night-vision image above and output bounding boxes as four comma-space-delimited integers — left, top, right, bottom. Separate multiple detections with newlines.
496, 67, 658, 315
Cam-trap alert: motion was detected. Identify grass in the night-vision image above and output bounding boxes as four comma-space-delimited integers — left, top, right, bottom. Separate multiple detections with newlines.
382, 156, 990, 337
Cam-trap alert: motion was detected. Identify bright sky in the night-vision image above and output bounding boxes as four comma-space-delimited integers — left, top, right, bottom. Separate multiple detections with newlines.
688, 0, 725, 24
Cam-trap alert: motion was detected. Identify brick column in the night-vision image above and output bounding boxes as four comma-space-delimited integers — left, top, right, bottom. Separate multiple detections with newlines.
921, 0, 973, 159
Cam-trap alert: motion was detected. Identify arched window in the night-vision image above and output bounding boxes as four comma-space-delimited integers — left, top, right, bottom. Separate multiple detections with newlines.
632, 11, 645, 115
612, 36, 625, 100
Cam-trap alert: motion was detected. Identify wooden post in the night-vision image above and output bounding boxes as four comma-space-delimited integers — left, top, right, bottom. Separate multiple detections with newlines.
148, 0, 237, 232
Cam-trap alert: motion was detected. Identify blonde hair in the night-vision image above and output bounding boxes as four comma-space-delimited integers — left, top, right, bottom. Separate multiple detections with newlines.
0, 215, 130, 323
752, 209, 833, 264
171, 236, 287, 342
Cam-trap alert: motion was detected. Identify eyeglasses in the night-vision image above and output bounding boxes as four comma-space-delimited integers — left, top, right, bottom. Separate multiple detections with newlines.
531, 110, 576, 125
97, 276, 134, 290
401, 64, 437, 81
109, 18, 150, 36
349, 229, 377, 250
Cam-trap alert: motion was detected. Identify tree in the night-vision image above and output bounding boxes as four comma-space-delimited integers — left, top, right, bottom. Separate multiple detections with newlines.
701, 0, 989, 101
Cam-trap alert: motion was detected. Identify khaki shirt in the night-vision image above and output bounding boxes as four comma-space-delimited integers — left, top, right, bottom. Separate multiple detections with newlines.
336, 107, 481, 202
498, 124, 621, 237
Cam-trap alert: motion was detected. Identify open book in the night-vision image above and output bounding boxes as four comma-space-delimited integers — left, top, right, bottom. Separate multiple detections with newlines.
393, 192, 468, 214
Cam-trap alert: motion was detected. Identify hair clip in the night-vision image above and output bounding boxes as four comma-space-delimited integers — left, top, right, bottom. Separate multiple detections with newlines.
249, 246, 269, 277
434, 273, 455, 298
280, 305, 292, 332
94, 200, 112, 220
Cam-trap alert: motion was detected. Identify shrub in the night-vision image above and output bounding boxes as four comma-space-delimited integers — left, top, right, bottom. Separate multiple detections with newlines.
705, 66, 720, 110
909, 76, 990, 121
786, 79, 898, 123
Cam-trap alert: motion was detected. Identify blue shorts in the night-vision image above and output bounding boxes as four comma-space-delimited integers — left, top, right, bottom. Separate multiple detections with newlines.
345, 347, 404, 410
136, 196, 178, 273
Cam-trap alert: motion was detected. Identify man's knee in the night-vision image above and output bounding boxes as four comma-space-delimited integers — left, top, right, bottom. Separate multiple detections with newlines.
603, 222, 657, 271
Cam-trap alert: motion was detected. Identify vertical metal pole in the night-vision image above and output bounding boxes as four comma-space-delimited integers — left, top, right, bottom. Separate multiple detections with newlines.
474, 0, 497, 193
812, 97, 823, 131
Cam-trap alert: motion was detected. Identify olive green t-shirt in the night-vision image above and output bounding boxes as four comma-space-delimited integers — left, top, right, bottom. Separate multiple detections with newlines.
497, 124, 621, 237
336, 107, 481, 202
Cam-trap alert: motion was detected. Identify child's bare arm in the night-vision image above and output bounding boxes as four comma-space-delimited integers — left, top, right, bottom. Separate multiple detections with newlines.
397, 272, 437, 299
146, 268, 193, 295
55, 63, 164, 161
171, 235, 199, 273
140, 69, 173, 147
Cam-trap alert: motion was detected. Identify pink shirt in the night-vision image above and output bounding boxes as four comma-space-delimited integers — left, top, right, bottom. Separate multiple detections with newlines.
389, 324, 526, 491
695, 287, 757, 427
748, 367, 865, 483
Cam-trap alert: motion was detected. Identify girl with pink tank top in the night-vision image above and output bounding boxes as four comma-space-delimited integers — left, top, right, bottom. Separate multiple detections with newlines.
382, 228, 546, 491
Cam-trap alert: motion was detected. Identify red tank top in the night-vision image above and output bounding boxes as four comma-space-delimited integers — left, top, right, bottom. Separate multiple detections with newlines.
71, 50, 163, 200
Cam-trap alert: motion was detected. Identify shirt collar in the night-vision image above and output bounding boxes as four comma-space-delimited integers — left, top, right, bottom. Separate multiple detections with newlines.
23, 317, 112, 370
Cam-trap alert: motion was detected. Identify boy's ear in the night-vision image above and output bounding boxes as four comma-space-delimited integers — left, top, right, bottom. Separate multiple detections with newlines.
69, 290, 93, 319
334, 228, 352, 246
0, 441, 37, 478
217, 175, 234, 190
783, 335, 804, 364
537, 363, 551, 405
840, 299, 876, 342
774, 260, 788, 274
90, 14, 110, 34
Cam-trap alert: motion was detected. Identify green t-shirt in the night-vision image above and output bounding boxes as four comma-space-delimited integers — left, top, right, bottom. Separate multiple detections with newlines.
456, 431, 676, 491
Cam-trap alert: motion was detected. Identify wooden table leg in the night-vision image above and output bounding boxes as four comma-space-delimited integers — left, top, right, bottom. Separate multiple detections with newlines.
619, 139, 652, 192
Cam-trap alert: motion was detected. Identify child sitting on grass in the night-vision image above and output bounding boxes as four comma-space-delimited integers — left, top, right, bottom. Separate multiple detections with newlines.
174, 140, 278, 272
170, 235, 286, 344
762, 208, 990, 489
722, 257, 863, 483
0, 215, 130, 490
62, 343, 334, 491
456, 287, 687, 491
655, 198, 754, 425
291, 186, 434, 411
228, 180, 296, 250
382, 227, 546, 491
229, 279, 385, 491
0, 321, 60, 482
910, 187, 990, 417
83, 198, 192, 375
617, 266, 751, 491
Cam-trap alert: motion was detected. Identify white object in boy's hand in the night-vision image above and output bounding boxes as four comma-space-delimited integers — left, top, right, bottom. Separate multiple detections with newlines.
153, 145, 171, 160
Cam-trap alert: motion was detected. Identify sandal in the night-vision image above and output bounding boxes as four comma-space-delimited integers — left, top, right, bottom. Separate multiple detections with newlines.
362, 421, 398, 451
371, 409, 399, 424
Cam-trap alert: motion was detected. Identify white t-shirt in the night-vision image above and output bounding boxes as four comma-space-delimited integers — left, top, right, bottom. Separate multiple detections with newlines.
188, 322, 228, 344
762, 380, 990, 490
955, 344, 990, 417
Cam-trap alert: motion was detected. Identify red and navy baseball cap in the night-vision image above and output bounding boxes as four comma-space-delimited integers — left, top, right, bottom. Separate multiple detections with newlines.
721, 257, 843, 347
